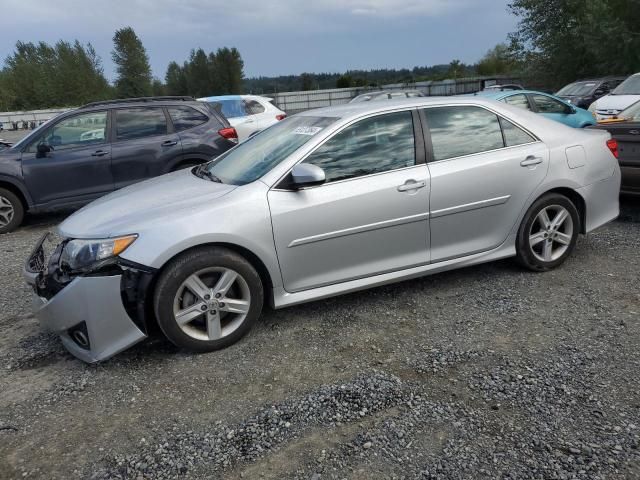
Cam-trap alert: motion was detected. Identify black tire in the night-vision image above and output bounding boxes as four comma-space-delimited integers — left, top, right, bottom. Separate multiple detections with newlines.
0, 187, 25, 234
516, 193, 580, 272
153, 247, 264, 353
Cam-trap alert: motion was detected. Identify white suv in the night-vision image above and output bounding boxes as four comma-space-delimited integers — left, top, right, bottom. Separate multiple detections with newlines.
589, 73, 640, 120
198, 95, 286, 142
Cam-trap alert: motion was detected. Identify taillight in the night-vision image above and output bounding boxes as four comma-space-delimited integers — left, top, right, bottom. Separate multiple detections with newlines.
276, 114, 286, 121
218, 127, 238, 144
606, 138, 618, 158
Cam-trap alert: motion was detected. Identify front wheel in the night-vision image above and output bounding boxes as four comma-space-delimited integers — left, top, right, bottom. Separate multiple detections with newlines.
516, 193, 580, 271
0, 188, 24, 234
153, 247, 264, 352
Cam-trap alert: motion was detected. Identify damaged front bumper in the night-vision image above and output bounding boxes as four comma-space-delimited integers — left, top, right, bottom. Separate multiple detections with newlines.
23, 233, 154, 363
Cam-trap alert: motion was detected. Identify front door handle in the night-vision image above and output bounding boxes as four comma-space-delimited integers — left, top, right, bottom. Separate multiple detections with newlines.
520, 156, 543, 167
397, 180, 427, 192
162, 140, 178, 147
91, 150, 109, 157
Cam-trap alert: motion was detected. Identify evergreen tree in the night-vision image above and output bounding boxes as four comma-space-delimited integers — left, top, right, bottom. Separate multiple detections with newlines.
111, 27, 153, 98
165, 61, 187, 95
300, 73, 314, 91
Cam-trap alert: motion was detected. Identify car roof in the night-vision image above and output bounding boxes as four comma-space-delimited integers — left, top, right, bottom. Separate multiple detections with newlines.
297, 96, 513, 121
197, 94, 271, 102
476, 89, 556, 100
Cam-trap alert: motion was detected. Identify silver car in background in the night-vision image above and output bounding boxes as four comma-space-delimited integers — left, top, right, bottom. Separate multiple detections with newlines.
24, 97, 621, 362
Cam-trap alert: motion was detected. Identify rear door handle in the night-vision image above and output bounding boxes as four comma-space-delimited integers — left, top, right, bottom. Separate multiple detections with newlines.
397, 180, 427, 192
520, 156, 543, 167
162, 140, 178, 147
91, 150, 109, 157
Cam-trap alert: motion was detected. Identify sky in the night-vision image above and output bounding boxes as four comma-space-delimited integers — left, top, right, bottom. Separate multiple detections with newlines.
1, 0, 518, 81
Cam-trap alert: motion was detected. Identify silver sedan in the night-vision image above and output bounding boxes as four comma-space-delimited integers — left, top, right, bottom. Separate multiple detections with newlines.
24, 97, 621, 362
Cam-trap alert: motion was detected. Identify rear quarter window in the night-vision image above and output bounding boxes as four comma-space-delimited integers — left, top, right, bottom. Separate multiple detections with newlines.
168, 106, 209, 131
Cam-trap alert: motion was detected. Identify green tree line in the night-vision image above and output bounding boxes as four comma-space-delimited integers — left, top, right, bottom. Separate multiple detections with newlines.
507, 0, 640, 89
0, 27, 245, 111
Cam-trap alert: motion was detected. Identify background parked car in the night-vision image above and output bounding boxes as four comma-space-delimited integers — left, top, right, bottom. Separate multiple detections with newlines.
198, 95, 286, 142
556, 76, 626, 109
349, 90, 425, 103
589, 73, 640, 120
482, 84, 524, 92
479, 90, 596, 128
0, 96, 237, 234
0, 140, 11, 151
589, 99, 640, 195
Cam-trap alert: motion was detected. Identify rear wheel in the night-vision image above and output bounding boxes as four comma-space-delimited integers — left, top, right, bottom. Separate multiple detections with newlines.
516, 193, 580, 271
153, 247, 264, 352
0, 188, 24, 234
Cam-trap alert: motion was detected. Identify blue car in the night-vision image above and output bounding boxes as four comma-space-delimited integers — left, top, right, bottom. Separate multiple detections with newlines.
477, 90, 596, 128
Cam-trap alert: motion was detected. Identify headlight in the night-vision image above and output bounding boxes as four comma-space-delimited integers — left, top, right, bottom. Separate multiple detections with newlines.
60, 234, 137, 271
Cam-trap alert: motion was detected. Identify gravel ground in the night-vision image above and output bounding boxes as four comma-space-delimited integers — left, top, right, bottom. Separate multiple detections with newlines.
0, 199, 639, 479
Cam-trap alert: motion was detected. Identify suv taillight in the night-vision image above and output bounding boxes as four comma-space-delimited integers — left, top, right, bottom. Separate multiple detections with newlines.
606, 138, 618, 158
276, 114, 286, 121
218, 127, 238, 144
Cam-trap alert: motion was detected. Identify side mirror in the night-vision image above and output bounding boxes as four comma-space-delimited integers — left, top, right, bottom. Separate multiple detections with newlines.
594, 89, 605, 96
289, 164, 326, 189
36, 143, 52, 158
564, 105, 576, 115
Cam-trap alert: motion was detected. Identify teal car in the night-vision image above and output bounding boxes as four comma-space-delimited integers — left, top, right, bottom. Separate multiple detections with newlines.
477, 90, 596, 128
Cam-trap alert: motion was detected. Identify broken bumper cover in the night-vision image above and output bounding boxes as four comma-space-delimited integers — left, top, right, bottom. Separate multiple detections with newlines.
24, 234, 149, 363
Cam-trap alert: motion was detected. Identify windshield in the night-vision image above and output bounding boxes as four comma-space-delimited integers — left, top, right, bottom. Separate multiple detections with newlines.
199, 115, 338, 185
612, 75, 640, 95
557, 81, 597, 96
619, 100, 640, 121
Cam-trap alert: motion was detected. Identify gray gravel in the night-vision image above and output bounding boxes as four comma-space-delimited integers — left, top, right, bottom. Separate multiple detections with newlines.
0, 199, 639, 479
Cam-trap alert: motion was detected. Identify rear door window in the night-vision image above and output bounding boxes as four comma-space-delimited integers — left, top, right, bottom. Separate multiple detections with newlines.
244, 100, 266, 115
423, 106, 504, 161
115, 108, 168, 141
210, 99, 247, 119
503, 94, 532, 111
168, 106, 208, 131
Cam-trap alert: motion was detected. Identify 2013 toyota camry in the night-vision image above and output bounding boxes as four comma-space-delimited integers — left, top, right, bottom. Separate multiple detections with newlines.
24, 97, 621, 363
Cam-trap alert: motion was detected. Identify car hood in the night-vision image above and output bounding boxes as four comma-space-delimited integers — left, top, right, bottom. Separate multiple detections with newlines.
592, 94, 640, 111
58, 169, 237, 238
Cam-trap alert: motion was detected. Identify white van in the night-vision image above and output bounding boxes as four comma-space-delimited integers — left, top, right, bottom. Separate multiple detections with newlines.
589, 73, 640, 120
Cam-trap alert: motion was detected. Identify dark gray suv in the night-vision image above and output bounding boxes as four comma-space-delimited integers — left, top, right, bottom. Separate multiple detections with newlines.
0, 96, 238, 233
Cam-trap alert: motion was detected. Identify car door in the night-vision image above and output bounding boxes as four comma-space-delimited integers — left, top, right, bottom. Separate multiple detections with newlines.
110, 107, 182, 189
21, 110, 114, 206
224, 99, 256, 142
423, 105, 549, 262
529, 93, 577, 127
244, 99, 270, 133
267, 110, 430, 292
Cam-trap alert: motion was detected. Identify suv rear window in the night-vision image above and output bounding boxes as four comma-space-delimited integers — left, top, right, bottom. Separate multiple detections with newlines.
168, 106, 208, 131
115, 108, 167, 141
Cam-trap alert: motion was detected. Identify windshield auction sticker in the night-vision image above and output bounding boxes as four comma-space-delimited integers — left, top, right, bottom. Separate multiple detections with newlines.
292, 126, 323, 135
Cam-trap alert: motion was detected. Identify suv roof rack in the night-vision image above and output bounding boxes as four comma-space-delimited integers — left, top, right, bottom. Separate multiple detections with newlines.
80, 96, 196, 109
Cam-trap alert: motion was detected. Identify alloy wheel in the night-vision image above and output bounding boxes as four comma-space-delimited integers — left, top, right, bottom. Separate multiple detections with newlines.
528, 204, 574, 262
0, 195, 14, 228
172, 267, 251, 341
